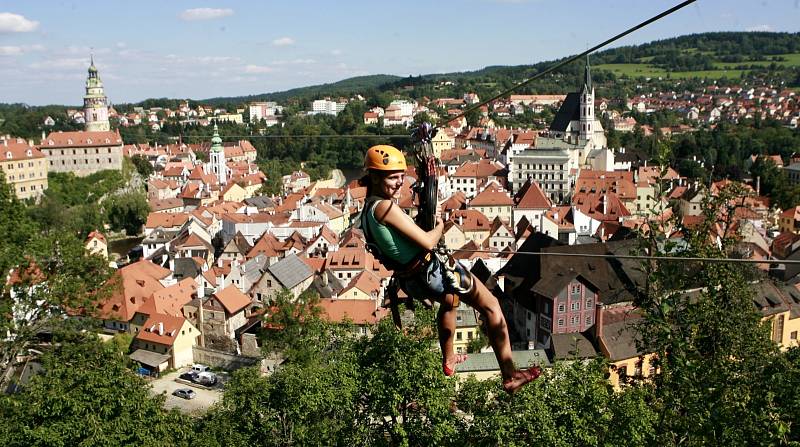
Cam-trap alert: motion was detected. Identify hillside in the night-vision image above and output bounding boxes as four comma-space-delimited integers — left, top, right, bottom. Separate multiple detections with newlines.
201, 32, 800, 105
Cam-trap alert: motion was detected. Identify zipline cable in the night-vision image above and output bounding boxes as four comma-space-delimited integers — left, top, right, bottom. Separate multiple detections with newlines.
439, 0, 698, 129
449, 247, 800, 265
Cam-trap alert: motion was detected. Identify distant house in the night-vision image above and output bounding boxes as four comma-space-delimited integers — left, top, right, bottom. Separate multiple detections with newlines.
85, 230, 108, 259
129, 313, 199, 373
249, 253, 314, 306
202, 285, 251, 338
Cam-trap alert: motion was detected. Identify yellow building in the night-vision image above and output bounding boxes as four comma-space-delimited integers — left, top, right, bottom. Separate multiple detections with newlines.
431, 128, 455, 158
0, 137, 48, 200
597, 318, 659, 390
454, 307, 481, 354
129, 313, 199, 372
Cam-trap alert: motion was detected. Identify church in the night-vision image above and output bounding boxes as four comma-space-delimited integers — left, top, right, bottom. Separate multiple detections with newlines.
548, 56, 607, 150
509, 56, 614, 201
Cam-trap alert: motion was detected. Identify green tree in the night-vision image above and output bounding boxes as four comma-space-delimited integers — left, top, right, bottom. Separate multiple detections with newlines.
106, 191, 149, 236
0, 334, 195, 447
637, 182, 796, 444
130, 154, 154, 177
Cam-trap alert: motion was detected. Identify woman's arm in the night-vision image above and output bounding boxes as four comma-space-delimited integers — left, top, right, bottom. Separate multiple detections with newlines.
375, 200, 444, 251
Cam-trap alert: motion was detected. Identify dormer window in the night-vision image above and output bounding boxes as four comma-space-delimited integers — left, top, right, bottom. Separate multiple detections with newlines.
86, 139, 92, 144
67, 139, 73, 145
5, 152, 10, 159
26, 149, 32, 157
48, 140, 54, 145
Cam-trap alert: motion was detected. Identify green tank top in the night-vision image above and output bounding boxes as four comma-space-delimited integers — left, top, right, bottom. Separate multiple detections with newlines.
366, 200, 423, 265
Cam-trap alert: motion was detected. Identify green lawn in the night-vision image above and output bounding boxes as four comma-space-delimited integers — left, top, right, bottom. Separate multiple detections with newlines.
596, 52, 798, 80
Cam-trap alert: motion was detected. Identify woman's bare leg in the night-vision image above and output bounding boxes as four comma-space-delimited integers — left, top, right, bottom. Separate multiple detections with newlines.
437, 296, 458, 371
459, 275, 516, 380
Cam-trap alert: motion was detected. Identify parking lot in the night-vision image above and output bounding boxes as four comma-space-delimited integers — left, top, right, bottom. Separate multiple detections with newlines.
149, 368, 226, 414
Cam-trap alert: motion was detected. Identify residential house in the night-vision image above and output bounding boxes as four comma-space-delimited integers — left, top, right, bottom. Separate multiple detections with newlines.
129, 314, 199, 373
202, 285, 251, 339
467, 183, 513, 223
249, 253, 314, 306
450, 209, 493, 246
0, 137, 48, 200
97, 260, 173, 332
512, 179, 552, 232
85, 230, 108, 259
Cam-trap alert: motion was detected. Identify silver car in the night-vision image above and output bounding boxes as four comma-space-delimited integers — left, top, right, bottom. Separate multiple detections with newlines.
173, 388, 196, 400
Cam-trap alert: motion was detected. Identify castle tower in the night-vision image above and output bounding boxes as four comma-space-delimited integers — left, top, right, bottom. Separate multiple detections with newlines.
209, 124, 226, 185
83, 56, 110, 132
578, 55, 594, 142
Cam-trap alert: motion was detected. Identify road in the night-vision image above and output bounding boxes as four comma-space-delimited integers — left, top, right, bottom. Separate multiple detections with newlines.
149, 368, 224, 415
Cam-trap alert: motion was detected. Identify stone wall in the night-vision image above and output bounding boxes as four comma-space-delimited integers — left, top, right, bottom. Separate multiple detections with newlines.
192, 346, 260, 371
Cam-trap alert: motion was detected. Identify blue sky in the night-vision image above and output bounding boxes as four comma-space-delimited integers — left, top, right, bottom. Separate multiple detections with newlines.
0, 0, 797, 105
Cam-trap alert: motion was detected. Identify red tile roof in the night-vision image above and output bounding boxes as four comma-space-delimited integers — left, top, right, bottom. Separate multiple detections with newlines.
317, 298, 387, 325
212, 285, 251, 315
135, 313, 187, 346
2, 138, 46, 161
514, 179, 551, 209
43, 130, 122, 147
469, 184, 513, 207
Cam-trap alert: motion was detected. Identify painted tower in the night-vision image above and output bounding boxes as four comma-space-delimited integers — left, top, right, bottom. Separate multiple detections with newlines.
83, 56, 110, 132
209, 124, 227, 185
578, 55, 594, 142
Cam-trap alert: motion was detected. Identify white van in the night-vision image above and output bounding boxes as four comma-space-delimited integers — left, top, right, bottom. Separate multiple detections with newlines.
191, 364, 210, 373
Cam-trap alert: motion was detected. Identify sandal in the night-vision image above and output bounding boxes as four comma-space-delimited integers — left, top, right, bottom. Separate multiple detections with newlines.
502, 366, 542, 394
442, 354, 468, 376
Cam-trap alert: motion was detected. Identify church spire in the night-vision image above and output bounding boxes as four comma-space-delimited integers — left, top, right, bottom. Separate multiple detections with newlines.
583, 54, 592, 92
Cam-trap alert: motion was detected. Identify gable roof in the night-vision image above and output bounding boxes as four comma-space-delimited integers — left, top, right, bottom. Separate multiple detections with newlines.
469, 184, 513, 207
99, 260, 172, 321
135, 313, 188, 346
549, 92, 580, 132
514, 179, 552, 209
212, 285, 251, 315
317, 298, 387, 325
267, 253, 314, 289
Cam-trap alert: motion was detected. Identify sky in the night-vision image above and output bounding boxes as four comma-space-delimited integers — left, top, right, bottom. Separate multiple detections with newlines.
0, 0, 797, 106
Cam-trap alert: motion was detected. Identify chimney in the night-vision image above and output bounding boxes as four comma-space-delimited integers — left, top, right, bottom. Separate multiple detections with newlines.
594, 302, 604, 341
756, 176, 761, 196
458, 215, 463, 226
602, 194, 608, 215
157, 322, 164, 335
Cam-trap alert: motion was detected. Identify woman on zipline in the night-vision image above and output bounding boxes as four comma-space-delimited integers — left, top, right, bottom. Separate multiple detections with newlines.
359, 144, 541, 394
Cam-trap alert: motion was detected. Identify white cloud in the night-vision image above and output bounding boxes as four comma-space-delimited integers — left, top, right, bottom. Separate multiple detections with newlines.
244, 64, 274, 74
0, 44, 45, 56
746, 24, 773, 32
0, 12, 39, 33
179, 8, 234, 21
273, 58, 315, 65
272, 37, 295, 46
30, 57, 91, 70
0, 46, 22, 56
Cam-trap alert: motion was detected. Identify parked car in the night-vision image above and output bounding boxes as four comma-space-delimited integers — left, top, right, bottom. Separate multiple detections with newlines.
191, 364, 210, 373
173, 388, 196, 400
179, 371, 198, 382
196, 371, 217, 386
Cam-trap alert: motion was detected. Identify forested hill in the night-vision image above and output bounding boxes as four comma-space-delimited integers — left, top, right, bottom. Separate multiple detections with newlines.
200, 31, 800, 105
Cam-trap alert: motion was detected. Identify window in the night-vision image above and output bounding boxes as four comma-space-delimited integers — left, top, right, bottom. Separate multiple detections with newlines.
456, 332, 462, 341
527, 311, 531, 321
586, 298, 593, 308
267, 279, 272, 287
557, 318, 564, 327
634, 362, 643, 377
791, 331, 798, 340
618, 365, 628, 377
586, 315, 592, 325
557, 303, 565, 313
571, 302, 580, 311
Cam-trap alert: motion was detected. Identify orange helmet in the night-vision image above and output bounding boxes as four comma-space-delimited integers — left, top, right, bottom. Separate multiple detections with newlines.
365, 145, 406, 171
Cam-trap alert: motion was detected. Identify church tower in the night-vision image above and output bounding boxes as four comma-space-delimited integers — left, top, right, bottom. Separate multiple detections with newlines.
209, 124, 227, 185
83, 56, 110, 132
578, 55, 594, 142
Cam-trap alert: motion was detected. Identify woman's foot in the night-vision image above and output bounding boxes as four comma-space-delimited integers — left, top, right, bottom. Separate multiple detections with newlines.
502, 366, 542, 394
442, 354, 468, 376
